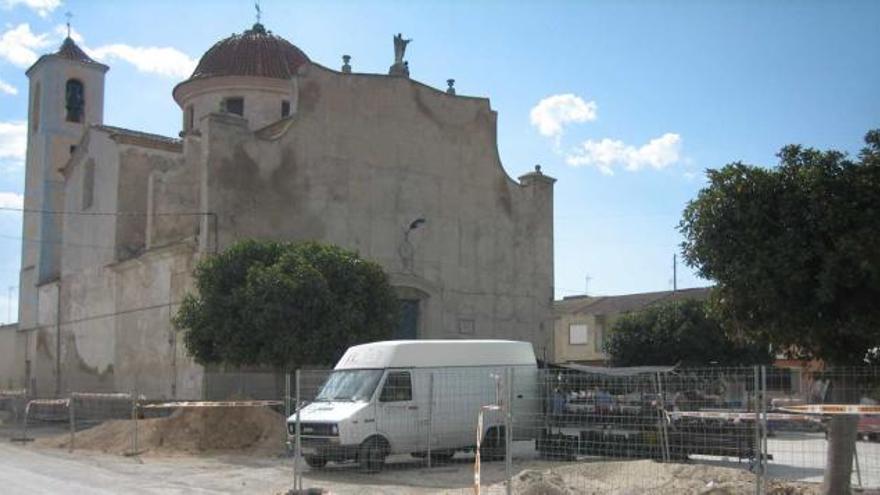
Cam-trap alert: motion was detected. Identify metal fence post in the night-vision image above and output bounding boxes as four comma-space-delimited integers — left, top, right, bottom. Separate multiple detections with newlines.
505, 367, 513, 495
68, 394, 75, 452
284, 373, 291, 423
131, 389, 138, 456
294, 369, 302, 491
21, 401, 29, 442
760, 366, 768, 483
754, 366, 762, 495
427, 372, 434, 468
655, 372, 671, 463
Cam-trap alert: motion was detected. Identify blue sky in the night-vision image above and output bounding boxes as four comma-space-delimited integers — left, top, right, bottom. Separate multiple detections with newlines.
0, 0, 878, 322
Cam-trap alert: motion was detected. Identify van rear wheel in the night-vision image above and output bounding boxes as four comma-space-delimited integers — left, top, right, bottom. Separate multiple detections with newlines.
304, 456, 327, 469
358, 438, 387, 473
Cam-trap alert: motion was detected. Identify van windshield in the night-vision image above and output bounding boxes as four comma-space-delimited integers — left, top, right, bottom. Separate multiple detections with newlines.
315, 369, 384, 402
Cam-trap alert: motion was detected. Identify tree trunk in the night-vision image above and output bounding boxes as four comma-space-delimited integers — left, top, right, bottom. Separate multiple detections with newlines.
823, 415, 859, 495
822, 376, 860, 495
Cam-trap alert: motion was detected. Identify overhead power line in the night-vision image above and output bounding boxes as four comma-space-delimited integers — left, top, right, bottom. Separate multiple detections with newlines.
0, 207, 212, 217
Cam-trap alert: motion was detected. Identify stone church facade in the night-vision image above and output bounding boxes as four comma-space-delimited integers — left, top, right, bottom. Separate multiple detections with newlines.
7, 24, 555, 398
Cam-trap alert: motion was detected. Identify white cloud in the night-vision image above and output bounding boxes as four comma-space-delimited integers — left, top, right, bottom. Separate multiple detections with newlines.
566, 133, 682, 175
89, 44, 196, 79
1, 0, 61, 18
0, 121, 27, 162
0, 78, 17, 95
530, 94, 597, 138
0, 23, 52, 67
1, 23, 195, 79
0, 191, 23, 209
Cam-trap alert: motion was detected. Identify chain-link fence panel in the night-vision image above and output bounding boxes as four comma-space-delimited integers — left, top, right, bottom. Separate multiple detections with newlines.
766, 366, 880, 490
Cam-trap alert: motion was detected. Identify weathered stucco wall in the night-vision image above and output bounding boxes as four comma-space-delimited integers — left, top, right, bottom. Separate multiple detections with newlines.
200, 64, 555, 354
148, 135, 200, 249
0, 325, 20, 389
11, 57, 556, 398
114, 144, 183, 260
21, 124, 198, 399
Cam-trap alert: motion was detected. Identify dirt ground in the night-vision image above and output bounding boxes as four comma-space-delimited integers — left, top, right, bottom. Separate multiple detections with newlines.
493, 461, 820, 495
3, 410, 877, 494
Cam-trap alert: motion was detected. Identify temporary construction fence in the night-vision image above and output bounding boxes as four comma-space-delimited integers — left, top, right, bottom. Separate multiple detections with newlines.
286, 365, 880, 494
3, 366, 879, 494
0, 389, 286, 458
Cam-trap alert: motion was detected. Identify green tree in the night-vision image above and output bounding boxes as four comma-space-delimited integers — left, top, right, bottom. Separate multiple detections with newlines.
603, 299, 773, 367
174, 240, 399, 370
679, 130, 880, 494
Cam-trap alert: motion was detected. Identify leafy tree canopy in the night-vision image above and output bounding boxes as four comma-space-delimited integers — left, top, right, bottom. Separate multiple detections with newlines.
603, 299, 773, 367
174, 240, 399, 369
679, 130, 880, 365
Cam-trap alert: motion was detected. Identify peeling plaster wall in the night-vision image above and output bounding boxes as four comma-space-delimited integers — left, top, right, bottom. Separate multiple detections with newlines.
23, 127, 198, 398
201, 65, 555, 354
110, 245, 200, 398
148, 136, 200, 249
115, 145, 183, 260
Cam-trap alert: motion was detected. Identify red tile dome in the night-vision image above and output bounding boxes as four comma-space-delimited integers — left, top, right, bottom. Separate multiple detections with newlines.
186, 23, 309, 82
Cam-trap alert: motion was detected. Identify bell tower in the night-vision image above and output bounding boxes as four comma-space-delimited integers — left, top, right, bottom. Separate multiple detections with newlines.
18, 35, 108, 329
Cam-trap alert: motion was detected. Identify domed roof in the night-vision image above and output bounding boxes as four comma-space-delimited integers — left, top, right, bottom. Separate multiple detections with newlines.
186, 23, 309, 82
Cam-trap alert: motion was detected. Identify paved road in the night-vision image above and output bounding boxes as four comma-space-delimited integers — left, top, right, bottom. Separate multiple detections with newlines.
0, 442, 292, 494
2, 432, 878, 494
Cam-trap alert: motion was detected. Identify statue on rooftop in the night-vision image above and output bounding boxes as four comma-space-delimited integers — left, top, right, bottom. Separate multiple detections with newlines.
389, 33, 412, 77
393, 33, 411, 64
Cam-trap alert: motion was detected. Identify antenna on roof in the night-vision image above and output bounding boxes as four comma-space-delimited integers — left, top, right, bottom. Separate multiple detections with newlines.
255, 0, 262, 24
65, 11, 73, 38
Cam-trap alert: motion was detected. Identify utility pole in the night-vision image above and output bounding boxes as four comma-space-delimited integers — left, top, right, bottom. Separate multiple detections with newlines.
584, 275, 592, 296
672, 255, 677, 292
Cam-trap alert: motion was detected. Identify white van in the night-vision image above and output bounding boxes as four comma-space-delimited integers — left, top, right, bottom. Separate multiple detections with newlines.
287, 339, 539, 471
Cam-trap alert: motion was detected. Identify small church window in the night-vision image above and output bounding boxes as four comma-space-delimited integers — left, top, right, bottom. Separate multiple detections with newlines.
82, 159, 95, 210
185, 105, 194, 131
31, 83, 41, 132
223, 97, 244, 116
281, 100, 290, 117
65, 79, 85, 123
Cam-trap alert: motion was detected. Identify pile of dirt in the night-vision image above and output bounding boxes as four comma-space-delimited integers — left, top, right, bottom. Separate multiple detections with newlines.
36, 406, 286, 456
492, 461, 819, 495
509, 469, 577, 495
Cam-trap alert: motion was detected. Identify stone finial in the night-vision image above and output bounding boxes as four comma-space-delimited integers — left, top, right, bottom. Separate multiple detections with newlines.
446, 79, 456, 95
519, 164, 555, 186
342, 55, 352, 73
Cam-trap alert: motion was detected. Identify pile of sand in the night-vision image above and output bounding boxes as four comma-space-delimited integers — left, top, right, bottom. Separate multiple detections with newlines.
36, 406, 286, 456
492, 460, 819, 495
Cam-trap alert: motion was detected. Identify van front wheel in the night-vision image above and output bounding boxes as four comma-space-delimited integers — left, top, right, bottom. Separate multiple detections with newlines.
358, 438, 387, 473
482, 427, 506, 461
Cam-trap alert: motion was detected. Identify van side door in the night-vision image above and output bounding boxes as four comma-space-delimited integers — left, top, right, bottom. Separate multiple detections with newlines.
376, 369, 421, 454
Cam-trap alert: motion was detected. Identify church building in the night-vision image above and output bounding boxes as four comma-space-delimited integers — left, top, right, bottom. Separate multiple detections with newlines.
8, 22, 555, 398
